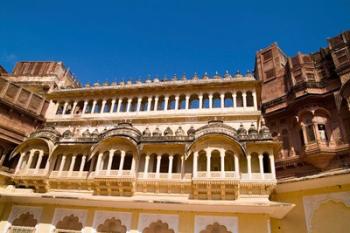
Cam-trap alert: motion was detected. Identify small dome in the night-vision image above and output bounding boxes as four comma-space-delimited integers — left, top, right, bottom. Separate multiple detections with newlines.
202, 72, 209, 80
143, 127, 151, 136
91, 129, 99, 137
153, 127, 162, 136
259, 124, 272, 139
164, 127, 174, 136
175, 126, 185, 136
248, 123, 258, 139
82, 129, 91, 137
63, 130, 73, 138
237, 123, 247, 138
192, 72, 199, 80
187, 126, 196, 136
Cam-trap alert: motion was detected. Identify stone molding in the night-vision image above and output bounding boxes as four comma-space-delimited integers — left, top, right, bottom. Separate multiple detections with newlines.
92, 210, 132, 233
194, 215, 238, 233
138, 213, 179, 233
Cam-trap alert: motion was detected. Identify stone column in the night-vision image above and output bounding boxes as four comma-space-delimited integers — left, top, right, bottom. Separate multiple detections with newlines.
164, 96, 169, 111
68, 154, 76, 176
219, 149, 225, 178
107, 150, 115, 175
95, 152, 103, 175
269, 154, 276, 179
15, 152, 25, 173
234, 154, 239, 176
91, 100, 97, 114
147, 97, 152, 111
247, 154, 252, 179
82, 100, 88, 114
205, 148, 211, 177
220, 94, 225, 109
137, 97, 142, 112
168, 155, 174, 178
156, 155, 161, 178
127, 98, 132, 112
110, 99, 116, 113
71, 101, 77, 115
58, 155, 66, 176
118, 151, 126, 175
193, 151, 198, 178
185, 95, 190, 110
117, 99, 122, 112
242, 92, 247, 109
62, 102, 68, 114
34, 150, 44, 174
89, 156, 96, 173
208, 94, 213, 109
143, 154, 150, 178
154, 97, 159, 111
79, 155, 86, 176
25, 150, 35, 171
252, 91, 257, 110
175, 96, 179, 110
259, 154, 264, 179
0, 153, 6, 167
198, 95, 203, 109
101, 100, 106, 113
232, 93, 237, 108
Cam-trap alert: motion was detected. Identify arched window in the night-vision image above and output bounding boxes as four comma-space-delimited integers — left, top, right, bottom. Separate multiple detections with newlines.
202, 94, 210, 108
101, 151, 109, 170
123, 152, 133, 170
120, 98, 128, 112
157, 96, 165, 110
73, 101, 84, 114
168, 95, 176, 110
160, 155, 169, 173
65, 101, 74, 114
212, 93, 221, 108
85, 100, 93, 114
112, 99, 119, 112
30, 151, 40, 169
56, 102, 65, 115
189, 94, 199, 109
73, 154, 83, 171
224, 151, 235, 171
111, 151, 121, 170
129, 98, 138, 112
94, 100, 102, 113
250, 153, 259, 173
224, 93, 233, 107
198, 151, 207, 171
246, 91, 254, 107
140, 97, 149, 111
236, 92, 243, 107
178, 95, 186, 110
210, 150, 221, 171
263, 153, 271, 173
103, 99, 112, 113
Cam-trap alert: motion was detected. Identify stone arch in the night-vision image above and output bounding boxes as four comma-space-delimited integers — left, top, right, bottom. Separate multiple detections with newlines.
142, 220, 175, 233
189, 94, 199, 109
97, 217, 127, 233
56, 214, 83, 231
12, 212, 37, 227
199, 222, 232, 233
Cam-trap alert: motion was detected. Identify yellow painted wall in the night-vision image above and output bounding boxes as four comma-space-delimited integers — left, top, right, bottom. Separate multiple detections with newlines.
271, 184, 350, 233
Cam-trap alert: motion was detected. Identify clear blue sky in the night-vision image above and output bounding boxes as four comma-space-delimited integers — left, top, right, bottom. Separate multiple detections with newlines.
1, 0, 349, 84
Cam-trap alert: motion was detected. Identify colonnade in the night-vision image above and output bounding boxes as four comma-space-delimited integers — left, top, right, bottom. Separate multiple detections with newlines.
95, 149, 135, 176
15, 149, 49, 174
142, 153, 183, 179
55, 90, 257, 116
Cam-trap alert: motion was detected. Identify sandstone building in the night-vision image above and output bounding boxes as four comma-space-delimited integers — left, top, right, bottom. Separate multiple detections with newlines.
0, 31, 349, 233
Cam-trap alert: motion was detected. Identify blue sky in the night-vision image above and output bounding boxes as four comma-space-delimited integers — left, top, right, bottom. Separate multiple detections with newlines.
1, 0, 349, 84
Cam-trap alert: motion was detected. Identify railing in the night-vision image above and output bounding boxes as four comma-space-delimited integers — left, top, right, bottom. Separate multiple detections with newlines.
8, 226, 36, 233
241, 173, 275, 181
195, 171, 239, 179
92, 169, 135, 179
49, 171, 89, 179
15, 169, 48, 176
138, 172, 189, 181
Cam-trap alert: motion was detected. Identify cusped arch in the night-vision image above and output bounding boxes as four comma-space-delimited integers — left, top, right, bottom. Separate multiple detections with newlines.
97, 217, 127, 233
9, 138, 55, 159
12, 212, 37, 227
56, 214, 83, 231
101, 122, 141, 144
199, 222, 232, 233
143, 220, 175, 233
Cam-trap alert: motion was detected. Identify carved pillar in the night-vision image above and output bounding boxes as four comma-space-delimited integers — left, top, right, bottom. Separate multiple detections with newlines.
242, 92, 247, 109
205, 148, 211, 177
110, 99, 116, 113
58, 155, 66, 176
91, 100, 97, 114
15, 152, 25, 173
193, 151, 198, 178
156, 155, 161, 178
147, 97, 152, 111
220, 93, 225, 109
34, 150, 44, 173
175, 96, 179, 110
208, 94, 213, 109
168, 155, 174, 178
259, 154, 264, 179
101, 99, 106, 113
127, 98, 132, 112
219, 149, 225, 177
25, 150, 35, 171
269, 154, 276, 179
62, 102, 68, 114
252, 91, 257, 110
143, 154, 150, 178
117, 99, 122, 112
107, 150, 115, 175
71, 101, 77, 115
198, 95, 203, 109
95, 152, 103, 175
154, 97, 159, 111
82, 100, 88, 114
68, 154, 76, 176
118, 151, 126, 175
79, 155, 86, 176
234, 154, 239, 176
137, 97, 142, 112
164, 96, 169, 111
232, 93, 237, 108
185, 95, 190, 110
247, 154, 252, 179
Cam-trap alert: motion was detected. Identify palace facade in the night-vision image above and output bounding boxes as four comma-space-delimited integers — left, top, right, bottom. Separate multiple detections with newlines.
0, 31, 349, 233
